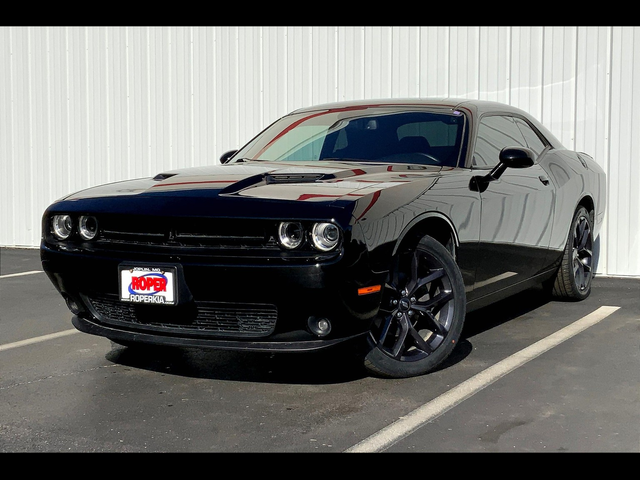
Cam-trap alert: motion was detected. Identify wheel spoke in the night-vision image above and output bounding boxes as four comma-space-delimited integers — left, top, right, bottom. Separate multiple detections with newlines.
377, 313, 393, 345
391, 253, 401, 289
573, 259, 581, 278
406, 250, 420, 292
418, 309, 448, 337
578, 222, 591, 250
575, 262, 586, 288
390, 314, 410, 358
388, 315, 437, 359
410, 268, 445, 296
414, 290, 453, 315
575, 220, 585, 248
580, 248, 593, 258
408, 326, 433, 354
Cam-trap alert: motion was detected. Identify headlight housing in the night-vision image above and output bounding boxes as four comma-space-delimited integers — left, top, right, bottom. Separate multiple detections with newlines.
50, 214, 99, 241
51, 214, 74, 240
79, 215, 98, 240
276, 221, 341, 252
278, 221, 304, 249
311, 222, 340, 251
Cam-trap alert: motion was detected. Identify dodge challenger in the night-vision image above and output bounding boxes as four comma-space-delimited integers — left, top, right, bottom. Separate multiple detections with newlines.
41, 98, 606, 378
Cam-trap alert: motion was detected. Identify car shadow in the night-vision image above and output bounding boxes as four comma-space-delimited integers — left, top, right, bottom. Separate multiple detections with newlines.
462, 284, 552, 339
435, 285, 552, 371
105, 340, 370, 385
105, 285, 552, 384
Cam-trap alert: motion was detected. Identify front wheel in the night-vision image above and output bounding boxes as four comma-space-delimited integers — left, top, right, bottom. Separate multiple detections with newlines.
364, 235, 466, 378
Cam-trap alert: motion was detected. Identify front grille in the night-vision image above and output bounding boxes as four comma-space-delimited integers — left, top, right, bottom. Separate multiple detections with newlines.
85, 295, 277, 338
97, 215, 275, 249
194, 303, 277, 334
90, 296, 138, 323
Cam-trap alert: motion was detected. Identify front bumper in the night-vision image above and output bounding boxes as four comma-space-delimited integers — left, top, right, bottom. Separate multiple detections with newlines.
71, 315, 368, 352
41, 242, 385, 351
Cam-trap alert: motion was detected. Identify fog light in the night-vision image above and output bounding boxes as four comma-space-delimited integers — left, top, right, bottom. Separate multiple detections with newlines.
65, 296, 83, 315
308, 316, 331, 337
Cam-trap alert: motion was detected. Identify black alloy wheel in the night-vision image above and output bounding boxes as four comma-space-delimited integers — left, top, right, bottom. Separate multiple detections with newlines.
552, 206, 594, 300
364, 235, 466, 378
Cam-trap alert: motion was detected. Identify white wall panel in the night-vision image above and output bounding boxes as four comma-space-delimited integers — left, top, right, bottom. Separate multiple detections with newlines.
510, 27, 545, 119
478, 27, 510, 103
449, 27, 480, 99
608, 27, 640, 276
542, 27, 578, 148
364, 26, 392, 99
418, 27, 449, 97
1, 26, 639, 276
311, 27, 337, 104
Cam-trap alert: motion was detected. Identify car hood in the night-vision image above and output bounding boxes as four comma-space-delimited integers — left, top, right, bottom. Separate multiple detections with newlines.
63, 161, 445, 204
51, 161, 452, 225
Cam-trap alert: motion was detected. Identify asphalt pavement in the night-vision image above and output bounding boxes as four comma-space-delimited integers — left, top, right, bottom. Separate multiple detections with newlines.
1, 247, 638, 452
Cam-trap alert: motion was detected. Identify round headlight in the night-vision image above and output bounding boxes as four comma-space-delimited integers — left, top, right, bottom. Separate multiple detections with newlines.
79, 215, 98, 240
311, 222, 340, 251
278, 222, 304, 249
52, 214, 73, 240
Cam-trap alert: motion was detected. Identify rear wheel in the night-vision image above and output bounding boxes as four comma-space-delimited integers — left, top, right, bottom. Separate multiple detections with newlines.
551, 206, 594, 300
364, 235, 466, 378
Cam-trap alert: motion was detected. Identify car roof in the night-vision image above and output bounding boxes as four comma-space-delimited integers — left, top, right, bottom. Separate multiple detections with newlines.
290, 98, 526, 116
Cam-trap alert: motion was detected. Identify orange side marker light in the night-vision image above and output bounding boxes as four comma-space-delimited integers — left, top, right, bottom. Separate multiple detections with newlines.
358, 285, 382, 296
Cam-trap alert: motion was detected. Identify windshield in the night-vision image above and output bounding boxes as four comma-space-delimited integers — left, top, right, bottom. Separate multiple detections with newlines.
232, 106, 467, 167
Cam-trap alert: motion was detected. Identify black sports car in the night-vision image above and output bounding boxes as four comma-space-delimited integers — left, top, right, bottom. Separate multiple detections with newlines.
41, 98, 606, 378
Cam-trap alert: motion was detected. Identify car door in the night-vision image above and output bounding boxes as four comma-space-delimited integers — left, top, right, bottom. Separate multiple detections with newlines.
471, 114, 555, 297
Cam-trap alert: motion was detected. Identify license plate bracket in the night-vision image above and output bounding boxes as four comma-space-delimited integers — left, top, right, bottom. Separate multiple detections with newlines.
119, 265, 177, 305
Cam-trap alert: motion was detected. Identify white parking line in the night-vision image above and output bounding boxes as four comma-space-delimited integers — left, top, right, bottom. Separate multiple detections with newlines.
0, 329, 79, 353
0, 270, 43, 279
345, 305, 621, 453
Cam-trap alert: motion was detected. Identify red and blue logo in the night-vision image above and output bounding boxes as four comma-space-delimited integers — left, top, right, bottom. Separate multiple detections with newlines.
128, 272, 168, 296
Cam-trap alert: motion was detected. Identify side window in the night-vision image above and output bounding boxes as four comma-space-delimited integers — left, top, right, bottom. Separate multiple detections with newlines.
473, 115, 527, 167
514, 117, 548, 157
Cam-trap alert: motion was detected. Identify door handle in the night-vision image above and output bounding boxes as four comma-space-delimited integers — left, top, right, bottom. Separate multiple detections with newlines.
538, 175, 550, 186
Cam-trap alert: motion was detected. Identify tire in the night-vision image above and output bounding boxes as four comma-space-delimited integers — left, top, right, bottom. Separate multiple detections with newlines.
551, 206, 594, 301
364, 235, 466, 378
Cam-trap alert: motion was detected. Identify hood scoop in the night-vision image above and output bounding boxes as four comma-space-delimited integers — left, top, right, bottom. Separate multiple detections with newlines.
265, 173, 328, 184
219, 171, 333, 196
153, 172, 178, 181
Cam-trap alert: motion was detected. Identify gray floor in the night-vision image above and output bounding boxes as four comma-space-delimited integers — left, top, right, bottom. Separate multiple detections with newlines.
1, 247, 638, 452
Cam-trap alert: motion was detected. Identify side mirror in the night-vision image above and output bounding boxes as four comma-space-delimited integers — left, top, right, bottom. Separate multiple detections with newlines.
219, 150, 238, 164
498, 147, 535, 169
487, 146, 535, 181
471, 146, 536, 192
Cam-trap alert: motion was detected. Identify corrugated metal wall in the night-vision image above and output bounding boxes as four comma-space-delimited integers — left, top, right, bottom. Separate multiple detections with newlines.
1, 26, 638, 276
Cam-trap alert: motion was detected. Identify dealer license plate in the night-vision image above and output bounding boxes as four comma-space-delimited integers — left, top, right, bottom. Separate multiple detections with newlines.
119, 265, 177, 305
